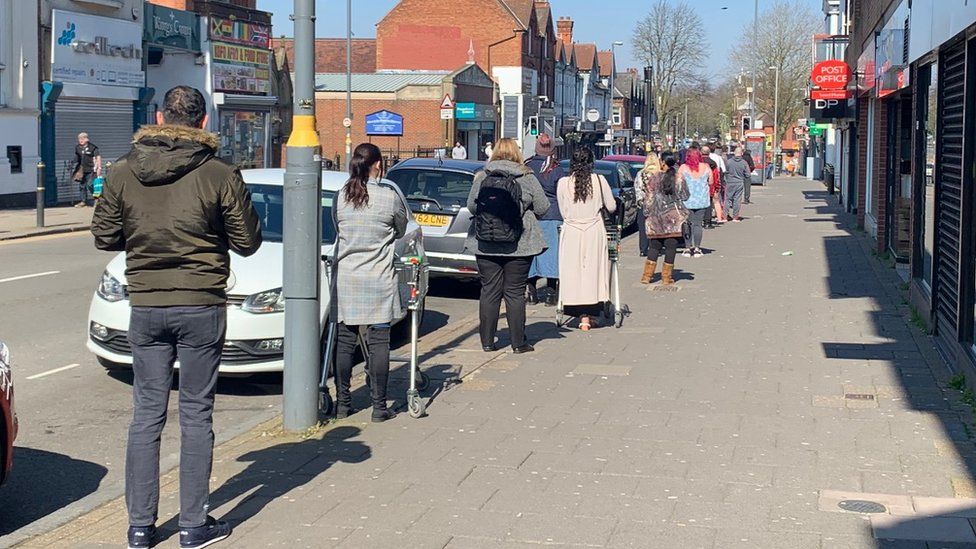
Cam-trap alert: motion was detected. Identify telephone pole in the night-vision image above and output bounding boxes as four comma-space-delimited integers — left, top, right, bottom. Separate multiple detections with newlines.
282, 0, 323, 431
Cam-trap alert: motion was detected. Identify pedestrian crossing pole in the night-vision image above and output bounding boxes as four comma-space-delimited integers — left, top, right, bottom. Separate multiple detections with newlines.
282, 0, 323, 432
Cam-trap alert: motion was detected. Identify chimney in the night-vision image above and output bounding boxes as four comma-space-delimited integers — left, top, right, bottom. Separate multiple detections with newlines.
556, 16, 574, 44
534, 0, 550, 8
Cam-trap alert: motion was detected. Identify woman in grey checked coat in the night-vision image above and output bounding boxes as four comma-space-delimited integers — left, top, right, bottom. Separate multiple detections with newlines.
334, 143, 408, 423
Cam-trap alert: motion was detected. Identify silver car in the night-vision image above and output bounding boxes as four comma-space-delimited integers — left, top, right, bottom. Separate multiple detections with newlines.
387, 158, 485, 279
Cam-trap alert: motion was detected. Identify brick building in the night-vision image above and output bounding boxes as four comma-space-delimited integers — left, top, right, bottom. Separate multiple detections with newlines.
313, 63, 496, 164
375, 0, 559, 155
273, 38, 377, 74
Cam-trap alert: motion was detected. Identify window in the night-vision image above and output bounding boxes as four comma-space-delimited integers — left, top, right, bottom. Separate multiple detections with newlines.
612, 106, 622, 126
6, 146, 21, 174
247, 185, 337, 244
917, 63, 937, 291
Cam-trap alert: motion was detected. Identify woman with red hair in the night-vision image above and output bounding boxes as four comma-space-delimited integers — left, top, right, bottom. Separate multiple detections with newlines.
677, 147, 713, 258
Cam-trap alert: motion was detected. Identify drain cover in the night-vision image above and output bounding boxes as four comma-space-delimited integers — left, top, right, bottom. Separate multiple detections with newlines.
838, 499, 887, 513
844, 393, 876, 401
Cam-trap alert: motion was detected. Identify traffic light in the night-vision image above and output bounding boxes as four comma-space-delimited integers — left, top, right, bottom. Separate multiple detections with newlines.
741, 116, 752, 135
528, 116, 539, 136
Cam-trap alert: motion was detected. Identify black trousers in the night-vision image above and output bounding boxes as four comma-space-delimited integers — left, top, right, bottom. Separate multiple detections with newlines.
637, 209, 649, 256
648, 237, 679, 264
477, 255, 530, 348
335, 323, 391, 411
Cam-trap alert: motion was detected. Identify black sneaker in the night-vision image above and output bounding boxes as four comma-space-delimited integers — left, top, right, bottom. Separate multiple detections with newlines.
180, 516, 232, 549
128, 525, 157, 549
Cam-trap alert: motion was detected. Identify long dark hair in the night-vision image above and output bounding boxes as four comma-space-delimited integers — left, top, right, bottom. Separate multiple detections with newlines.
346, 143, 382, 209
660, 151, 677, 196
570, 147, 595, 203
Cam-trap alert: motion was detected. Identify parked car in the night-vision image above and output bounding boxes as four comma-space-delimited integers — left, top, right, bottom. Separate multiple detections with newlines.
386, 157, 485, 279
87, 169, 425, 374
0, 341, 17, 486
603, 154, 647, 180
558, 159, 639, 228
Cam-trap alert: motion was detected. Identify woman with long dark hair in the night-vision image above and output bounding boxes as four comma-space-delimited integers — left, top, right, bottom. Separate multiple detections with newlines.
557, 148, 616, 331
640, 151, 688, 285
334, 143, 408, 422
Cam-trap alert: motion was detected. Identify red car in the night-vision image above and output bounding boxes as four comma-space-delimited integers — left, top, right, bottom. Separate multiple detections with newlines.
603, 154, 648, 179
0, 341, 17, 485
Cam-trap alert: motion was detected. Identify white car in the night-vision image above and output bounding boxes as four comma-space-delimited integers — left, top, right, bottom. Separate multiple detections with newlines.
87, 169, 425, 374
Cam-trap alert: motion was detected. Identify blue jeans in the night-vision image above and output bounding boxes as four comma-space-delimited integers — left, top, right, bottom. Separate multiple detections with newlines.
126, 305, 226, 528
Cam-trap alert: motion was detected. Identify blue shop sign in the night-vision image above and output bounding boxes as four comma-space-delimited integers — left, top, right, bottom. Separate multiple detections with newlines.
455, 103, 476, 120
365, 110, 404, 136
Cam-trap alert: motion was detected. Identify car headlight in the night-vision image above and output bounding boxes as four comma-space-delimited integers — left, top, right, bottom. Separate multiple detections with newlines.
241, 288, 285, 314
97, 271, 126, 302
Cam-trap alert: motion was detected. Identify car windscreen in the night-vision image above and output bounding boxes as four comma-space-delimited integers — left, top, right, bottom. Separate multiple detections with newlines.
247, 184, 338, 244
387, 168, 474, 212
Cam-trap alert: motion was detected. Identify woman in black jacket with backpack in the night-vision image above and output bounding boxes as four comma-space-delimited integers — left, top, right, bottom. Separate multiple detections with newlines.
465, 138, 549, 354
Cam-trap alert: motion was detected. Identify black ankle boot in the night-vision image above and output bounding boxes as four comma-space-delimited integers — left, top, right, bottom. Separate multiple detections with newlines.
371, 407, 397, 423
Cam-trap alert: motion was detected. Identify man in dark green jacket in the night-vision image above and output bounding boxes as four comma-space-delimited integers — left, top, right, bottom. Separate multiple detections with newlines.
91, 86, 261, 549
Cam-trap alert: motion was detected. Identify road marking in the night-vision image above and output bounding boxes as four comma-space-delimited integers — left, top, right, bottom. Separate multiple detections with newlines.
27, 363, 80, 380
0, 271, 61, 284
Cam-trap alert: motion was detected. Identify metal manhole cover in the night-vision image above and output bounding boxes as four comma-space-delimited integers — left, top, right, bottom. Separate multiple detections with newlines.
652, 285, 680, 292
838, 499, 887, 513
845, 394, 876, 401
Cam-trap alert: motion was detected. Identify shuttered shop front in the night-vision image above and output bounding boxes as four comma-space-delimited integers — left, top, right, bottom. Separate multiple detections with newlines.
55, 98, 134, 204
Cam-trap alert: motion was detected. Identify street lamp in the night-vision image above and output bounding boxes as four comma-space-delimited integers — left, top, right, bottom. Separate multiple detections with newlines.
751, 0, 758, 144
769, 65, 780, 177
345, 0, 352, 171
609, 41, 623, 154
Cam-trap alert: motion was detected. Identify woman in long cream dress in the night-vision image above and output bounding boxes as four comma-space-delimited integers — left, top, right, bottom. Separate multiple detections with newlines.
557, 148, 617, 331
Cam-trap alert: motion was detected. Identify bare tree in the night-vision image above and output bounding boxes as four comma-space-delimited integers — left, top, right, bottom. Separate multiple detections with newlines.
631, 0, 707, 139
730, 0, 821, 144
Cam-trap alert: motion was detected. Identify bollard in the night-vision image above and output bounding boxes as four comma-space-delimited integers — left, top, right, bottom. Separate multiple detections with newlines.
36, 161, 45, 228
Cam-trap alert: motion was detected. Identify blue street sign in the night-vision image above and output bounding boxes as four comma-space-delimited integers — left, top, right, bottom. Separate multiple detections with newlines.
455, 103, 476, 120
365, 110, 404, 136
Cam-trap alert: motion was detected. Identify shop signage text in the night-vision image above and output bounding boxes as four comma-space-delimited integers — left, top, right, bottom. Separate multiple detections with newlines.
210, 17, 270, 49
212, 42, 271, 95
366, 110, 404, 136
51, 10, 144, 88
810, 98, 851, 121
455, 103, 476, 120
811, 89, 852, 101
145, 4, 200, 52
811, 60, 852, 90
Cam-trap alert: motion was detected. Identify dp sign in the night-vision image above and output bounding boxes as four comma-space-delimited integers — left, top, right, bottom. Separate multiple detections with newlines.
811, 60, 852, 90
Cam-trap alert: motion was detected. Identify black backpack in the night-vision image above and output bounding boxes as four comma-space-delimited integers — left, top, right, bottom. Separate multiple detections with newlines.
474, 170, 524, 243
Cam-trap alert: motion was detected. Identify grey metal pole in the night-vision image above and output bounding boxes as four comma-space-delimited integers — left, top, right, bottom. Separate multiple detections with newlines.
345, 0, 352, 171
684, 100, 688, 142
283, 0, 323, 432
751, 0, 758, 136
772, 66, 780, 177
36, 161, 45, 228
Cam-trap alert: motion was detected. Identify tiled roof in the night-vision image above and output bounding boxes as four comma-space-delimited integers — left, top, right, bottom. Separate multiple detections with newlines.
574, 43, 597, 71
535, 3, 551, 35
500, 0, 535, 30
314, 72, 449, 92
597, 51, 614, 78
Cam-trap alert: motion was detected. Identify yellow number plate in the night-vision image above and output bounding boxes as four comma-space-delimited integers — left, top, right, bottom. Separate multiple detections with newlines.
414, 213, 450, 227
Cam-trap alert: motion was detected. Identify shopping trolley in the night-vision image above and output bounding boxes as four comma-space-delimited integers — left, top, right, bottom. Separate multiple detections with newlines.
556, 196, 627, 329
319, 255, 431, 419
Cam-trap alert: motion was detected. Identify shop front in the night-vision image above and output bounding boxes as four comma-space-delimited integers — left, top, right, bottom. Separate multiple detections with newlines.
454, 104, 496, 161
207, 15, 275, 170
876, 0, 912, 263
908, 0, 976, 372
44, 9, 149, 204
144, 3, 204, 127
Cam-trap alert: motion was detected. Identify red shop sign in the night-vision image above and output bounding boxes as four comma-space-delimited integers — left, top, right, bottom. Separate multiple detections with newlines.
811, 60, 852, 90
811, 89, 852, 101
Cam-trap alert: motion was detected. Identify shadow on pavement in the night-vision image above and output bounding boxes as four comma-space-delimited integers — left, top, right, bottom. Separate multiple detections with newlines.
0, 447, 108, 536
153, 426, 370, 544
806, 189, 976, 546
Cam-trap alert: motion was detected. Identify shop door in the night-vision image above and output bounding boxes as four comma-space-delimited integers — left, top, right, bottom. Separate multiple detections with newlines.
934, 39, 969, 346
886, 96, 913, 261
55, 98, 134, 203
218, 110, 270, 170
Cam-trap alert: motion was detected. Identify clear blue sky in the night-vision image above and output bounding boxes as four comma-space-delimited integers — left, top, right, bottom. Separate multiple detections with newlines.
257, 0, 822, 81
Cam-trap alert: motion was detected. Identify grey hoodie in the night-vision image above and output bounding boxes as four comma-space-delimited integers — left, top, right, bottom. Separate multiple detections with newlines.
465, 159, 550, 257
726, 156, 752, 186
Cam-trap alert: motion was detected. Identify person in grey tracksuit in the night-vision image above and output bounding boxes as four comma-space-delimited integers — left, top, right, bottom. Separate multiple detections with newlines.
725, 147, 751, 221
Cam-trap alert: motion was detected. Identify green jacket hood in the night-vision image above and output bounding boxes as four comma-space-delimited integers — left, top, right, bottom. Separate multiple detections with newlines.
129, 125, 220, 185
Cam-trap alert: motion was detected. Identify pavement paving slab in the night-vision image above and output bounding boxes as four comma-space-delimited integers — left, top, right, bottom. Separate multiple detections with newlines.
17, 178, 976, 548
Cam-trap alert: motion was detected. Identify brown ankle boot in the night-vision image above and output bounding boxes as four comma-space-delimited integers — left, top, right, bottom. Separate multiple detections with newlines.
661, 263, 675, 285
640, 260, 657, 284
